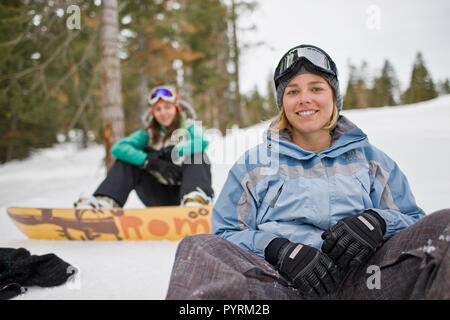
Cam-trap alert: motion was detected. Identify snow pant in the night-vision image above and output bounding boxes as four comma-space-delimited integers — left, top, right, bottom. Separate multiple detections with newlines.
165, 209, 450, 300
93, 152, 214, 207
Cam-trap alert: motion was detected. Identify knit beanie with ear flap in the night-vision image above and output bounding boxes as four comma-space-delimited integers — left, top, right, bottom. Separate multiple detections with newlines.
275, 58, 342, 112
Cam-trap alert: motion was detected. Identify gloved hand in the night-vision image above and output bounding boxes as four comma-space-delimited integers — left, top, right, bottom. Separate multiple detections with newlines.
142, 145, 160, 157
321, 210, 386, 271
142, 145, 176, 162
159, 146, 177, 162
141, 146, 182, 185
0, 248, 75, 300
265, 238, 341, 297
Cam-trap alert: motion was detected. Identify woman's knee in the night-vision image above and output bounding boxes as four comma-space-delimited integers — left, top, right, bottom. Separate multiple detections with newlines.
427, 208, 450, 220
415, 208, 450, 234
112, 159, 137, 169
177, 234, 221, 252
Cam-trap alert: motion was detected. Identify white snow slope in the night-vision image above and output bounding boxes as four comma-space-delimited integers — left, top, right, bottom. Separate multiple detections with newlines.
1, 95, 449, 299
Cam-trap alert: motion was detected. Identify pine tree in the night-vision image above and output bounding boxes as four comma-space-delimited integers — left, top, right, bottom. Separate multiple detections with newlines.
228, 0, 258, 128
177, 0, 232, 134
242, 86, 265, 125
401, 52, 438, 104
266, 72, 278, 118
370, 59, 398, 107
437, 78, 450, 95
119, 0, 195, 133
354, 61, 371, 108
0, 0, 101, 163
343, 63, 358, 110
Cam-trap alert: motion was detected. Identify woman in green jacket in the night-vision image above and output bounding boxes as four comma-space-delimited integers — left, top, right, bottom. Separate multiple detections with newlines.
75, 85, 214, 208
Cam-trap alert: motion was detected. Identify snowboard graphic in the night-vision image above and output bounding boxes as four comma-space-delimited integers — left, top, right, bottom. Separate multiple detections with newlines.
6, 205, 212, 241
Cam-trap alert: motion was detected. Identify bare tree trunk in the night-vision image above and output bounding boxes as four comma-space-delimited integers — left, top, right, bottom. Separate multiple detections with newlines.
179, 64, 193, 105
209, 93, 219, 130
137, 36, 148, 122
217, 31, 229, 135
99, 0, 124, 169
80, 110, 90, 149
230, 0, 248, 127
5, 103, 16, 162
137, 68, 148, 121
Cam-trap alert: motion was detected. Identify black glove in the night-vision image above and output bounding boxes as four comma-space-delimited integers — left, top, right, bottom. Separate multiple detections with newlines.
142, 145, 160, 158
142, 146, 175, 162
160, 146, 177, 162
141, 146, 182, 185
321, 210, 386, 271
0, 248, 75, 300
265, 238, 341, 297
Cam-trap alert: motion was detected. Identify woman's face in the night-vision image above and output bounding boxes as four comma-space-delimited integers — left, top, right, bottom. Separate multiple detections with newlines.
152, 100, 178, 127
282, 73, 334, 137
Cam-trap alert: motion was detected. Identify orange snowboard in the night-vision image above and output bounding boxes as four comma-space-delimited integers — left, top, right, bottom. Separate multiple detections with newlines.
6, 205, 213, 241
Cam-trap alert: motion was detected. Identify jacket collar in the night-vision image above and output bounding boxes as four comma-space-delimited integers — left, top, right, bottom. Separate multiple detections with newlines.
265, 115, 368, 160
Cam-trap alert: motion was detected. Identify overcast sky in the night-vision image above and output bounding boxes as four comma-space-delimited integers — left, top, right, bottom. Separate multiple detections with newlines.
238, 0, 450, 96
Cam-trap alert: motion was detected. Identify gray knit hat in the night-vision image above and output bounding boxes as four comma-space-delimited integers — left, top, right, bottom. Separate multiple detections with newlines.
274, 47, 342, 112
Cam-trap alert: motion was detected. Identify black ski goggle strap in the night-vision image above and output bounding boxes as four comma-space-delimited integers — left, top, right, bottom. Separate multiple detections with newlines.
274, 45, 336, 87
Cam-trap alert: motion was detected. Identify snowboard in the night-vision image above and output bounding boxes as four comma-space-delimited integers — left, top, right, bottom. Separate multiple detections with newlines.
6, 205, 213, 241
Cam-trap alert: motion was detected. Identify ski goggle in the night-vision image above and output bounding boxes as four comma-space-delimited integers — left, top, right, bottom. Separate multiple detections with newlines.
274, 45, 336, 89
148, 87, 178, 106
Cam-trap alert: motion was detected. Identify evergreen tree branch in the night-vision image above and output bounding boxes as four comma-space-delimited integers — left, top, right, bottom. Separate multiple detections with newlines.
67, 69, 98, 133
2, 30, 80, 91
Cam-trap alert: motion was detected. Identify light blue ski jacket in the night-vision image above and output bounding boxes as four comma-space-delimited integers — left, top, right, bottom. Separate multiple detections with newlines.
212, 115, 426, 259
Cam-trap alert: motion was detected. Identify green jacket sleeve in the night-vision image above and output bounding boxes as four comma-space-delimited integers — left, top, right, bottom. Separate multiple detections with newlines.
110, 130, 149, 166
175, 124, 209, 157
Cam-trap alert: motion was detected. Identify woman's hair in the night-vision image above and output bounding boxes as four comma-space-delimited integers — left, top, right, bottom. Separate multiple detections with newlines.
271, 100, 338, 135
146, 110, 181, 144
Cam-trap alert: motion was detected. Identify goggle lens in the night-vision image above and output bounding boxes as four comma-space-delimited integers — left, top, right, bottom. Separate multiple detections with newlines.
148, 87, 177, 106
151, 88, 173, 99
275, 46, 335, 88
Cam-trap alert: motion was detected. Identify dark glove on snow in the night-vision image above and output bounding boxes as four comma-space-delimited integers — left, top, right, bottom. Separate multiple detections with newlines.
321, 210, 386, 271
265, 238, 341, 297
141, 146, 182, 185
0, 248, 75, 300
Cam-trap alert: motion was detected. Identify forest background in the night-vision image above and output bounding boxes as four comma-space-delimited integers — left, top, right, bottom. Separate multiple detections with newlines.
1, 0, 449, 166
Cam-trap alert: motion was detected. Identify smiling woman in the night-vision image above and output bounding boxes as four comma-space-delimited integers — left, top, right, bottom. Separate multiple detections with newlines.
166, 44, 450, 300
271, 44, 341, 152
73, 85, 214, 209
151, 101, 178, 128
275, 73, 336, 152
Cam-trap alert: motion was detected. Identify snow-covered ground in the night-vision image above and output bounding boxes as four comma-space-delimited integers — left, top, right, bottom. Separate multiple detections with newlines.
1, 95, 449, 299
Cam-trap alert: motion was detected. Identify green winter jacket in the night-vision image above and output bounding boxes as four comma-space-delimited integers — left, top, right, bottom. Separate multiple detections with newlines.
110, 123, 209, 167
